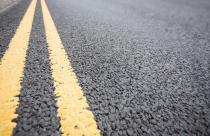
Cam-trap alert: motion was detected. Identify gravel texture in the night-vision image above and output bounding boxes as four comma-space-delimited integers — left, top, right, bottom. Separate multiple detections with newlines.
13, 1, 61, 135
46, 0, 210, 135
0, 0, 31, 59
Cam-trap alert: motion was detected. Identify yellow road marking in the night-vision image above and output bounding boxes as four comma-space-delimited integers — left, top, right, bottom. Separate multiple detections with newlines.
41, 0, 100, 135
0, 0, 37, 135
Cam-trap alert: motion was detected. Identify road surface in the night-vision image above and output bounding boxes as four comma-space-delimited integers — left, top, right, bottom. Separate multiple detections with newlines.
0, 0, 210, 135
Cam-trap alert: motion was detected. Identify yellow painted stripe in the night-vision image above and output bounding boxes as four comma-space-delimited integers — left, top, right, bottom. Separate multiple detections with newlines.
0, 0, 37, 135
40, 0, 100, 136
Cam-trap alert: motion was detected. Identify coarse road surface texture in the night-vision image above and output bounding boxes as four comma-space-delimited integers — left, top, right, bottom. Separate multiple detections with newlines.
0, 0, 210, 136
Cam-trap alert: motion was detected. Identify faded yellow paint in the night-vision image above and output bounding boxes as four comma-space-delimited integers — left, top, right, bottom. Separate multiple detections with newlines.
0, 0, 37, 135
41, 0, 100, 136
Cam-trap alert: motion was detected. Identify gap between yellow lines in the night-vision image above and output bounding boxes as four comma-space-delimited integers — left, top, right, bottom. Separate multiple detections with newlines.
0, 0, 37, 135
41, 0, 100, 135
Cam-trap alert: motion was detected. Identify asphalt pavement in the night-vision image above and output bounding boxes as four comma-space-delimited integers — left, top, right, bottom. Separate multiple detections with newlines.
0, 0, 210, 135
0, 0, 30, 59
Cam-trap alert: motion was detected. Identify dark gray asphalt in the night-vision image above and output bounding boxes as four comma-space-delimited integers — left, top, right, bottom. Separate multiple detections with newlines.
46, 0, 210, 135
0, 0, 209, 135
13, 1, 60, 136
0, 0, 31, 59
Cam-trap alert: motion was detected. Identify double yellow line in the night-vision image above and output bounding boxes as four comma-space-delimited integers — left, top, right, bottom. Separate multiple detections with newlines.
0, 0, 100, 135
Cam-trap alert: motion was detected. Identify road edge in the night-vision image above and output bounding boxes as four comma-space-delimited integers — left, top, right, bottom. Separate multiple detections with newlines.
0, 0, 22, 15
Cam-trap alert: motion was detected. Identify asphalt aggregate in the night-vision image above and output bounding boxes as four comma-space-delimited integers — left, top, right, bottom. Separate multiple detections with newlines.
46, 0, 210, 135
13, 1, 61, 135
0, 0, 210, 135
0, 0, 31, 59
